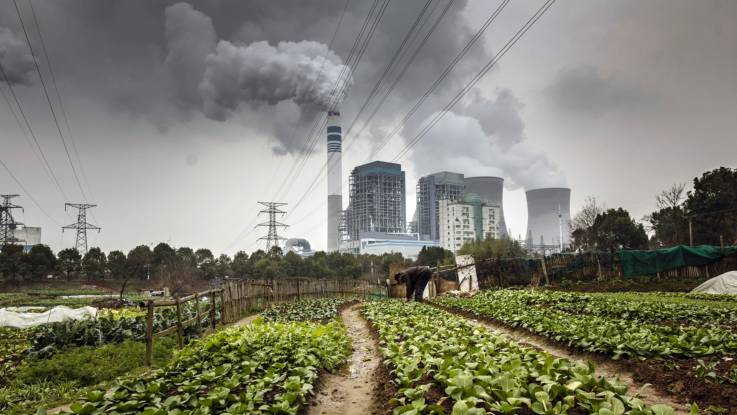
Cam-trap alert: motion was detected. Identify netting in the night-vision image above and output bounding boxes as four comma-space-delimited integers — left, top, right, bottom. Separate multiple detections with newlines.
619, 245, 737, 278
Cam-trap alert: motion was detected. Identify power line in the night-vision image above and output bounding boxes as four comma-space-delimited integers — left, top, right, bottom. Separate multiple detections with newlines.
12, 0, 89, 203
0, 65, 69, 201
372, 0, 511, 158
0, 158, 61, 226
392, 0, 557, 162
256, 202, 288, 251
62, 203, 100, 254
27, 0, 95, 204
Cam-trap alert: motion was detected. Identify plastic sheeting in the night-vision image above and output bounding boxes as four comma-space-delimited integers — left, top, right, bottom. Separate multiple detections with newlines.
0, 306, 98, 329
691, 271, 737, 294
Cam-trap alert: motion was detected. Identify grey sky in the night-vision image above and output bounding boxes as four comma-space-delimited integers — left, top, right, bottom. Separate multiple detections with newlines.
1, 0, 735, 254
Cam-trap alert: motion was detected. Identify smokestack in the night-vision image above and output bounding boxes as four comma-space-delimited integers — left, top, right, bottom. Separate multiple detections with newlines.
327, 111, 342, 251
525, 188, 571, 251
463, 176, 508, 238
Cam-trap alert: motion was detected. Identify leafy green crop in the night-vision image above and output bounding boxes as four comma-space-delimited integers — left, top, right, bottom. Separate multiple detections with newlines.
29, 301, 217, 356
260, 298, 351, 322
58, 320, 349, 414
363, 300, 673, 414
435, 290, 737, 359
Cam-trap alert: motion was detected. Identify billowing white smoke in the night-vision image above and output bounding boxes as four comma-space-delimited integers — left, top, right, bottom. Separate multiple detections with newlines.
199, 40, 352, 121
409, 89, 566, 190
0, 27, 35, 85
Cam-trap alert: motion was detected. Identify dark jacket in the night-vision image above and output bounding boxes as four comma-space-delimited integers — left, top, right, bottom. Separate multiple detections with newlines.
401, 266, 432, 300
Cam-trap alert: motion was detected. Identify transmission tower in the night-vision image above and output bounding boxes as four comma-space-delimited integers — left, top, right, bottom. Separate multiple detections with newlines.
0, 194, 24, 246
62, 203, 100, 254
256, 202, 288, 251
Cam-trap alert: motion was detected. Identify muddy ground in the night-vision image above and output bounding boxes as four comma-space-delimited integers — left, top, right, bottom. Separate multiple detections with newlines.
307, 303, 382, 415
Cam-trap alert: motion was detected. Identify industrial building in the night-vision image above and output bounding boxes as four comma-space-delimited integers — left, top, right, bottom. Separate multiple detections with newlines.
438, 195, 501, 253
284, 238, 315, 257
344, 161, 406, 240
463, 176, 508, 238
525, 187, 571, 253
416, 171, 465, 241
326, 111, 342, 252
13, 226, 42, 253
339, 231, 437, 260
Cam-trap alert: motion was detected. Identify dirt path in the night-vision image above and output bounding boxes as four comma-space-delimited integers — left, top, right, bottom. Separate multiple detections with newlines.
438, 306, 689, 414
308, 303, 381, 415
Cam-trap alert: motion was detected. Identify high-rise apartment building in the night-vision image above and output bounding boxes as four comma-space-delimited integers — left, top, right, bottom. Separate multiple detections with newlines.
438, 194, 501, 253
416, 172, 465, 241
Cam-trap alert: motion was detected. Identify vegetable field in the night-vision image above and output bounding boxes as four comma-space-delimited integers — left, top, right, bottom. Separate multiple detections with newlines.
5, 289, 737, 414
435, 289, 737, 412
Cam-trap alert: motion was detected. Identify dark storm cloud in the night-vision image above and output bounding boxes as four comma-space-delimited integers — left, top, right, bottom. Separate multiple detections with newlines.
164, 2, 216, 111
545, 65, 657, 115
0, 27, 34, 85
0, 0, 566, 188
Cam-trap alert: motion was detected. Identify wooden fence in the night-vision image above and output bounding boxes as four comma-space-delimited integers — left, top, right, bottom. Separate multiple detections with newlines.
144, 288, 223, 366
220, 278, 387, 324
475, 249, 737, 288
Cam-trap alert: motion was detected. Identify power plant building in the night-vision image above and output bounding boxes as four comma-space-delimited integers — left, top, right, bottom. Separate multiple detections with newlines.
416, 172, 465, 241
326, 111, 342, 252
463, 176, 508, 238
525, 187, 571, 253
438, 195, 501, 253
13, 226, 42, 253
345, 161, 406, 240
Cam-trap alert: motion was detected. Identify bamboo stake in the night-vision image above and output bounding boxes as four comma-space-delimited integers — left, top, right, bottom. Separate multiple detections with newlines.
145, 300, 153, 367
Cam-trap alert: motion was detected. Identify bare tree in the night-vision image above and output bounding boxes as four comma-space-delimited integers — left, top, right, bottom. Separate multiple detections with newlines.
569, 196, 605, 250
570, 196, 604, 231
655, 183, 687, 211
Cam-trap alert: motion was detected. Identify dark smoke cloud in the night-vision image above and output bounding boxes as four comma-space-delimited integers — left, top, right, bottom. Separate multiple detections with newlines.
199, 39, 351, 120
0, 27, 34, 85
164, 2, 216, 110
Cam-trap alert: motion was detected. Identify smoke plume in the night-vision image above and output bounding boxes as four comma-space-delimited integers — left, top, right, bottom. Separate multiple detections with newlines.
0, 27, 35, 85
199, 40, 352, 121
409, 89, 566, 190
164, 2, 216, 110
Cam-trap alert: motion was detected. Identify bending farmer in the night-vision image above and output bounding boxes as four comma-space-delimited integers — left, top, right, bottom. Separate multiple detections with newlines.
394, 266, 433, 302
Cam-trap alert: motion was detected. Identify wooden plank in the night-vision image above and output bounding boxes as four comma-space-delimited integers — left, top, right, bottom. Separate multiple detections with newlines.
144, 300, 154, 367
153, 325, 179, 339
175, 297, 183, 349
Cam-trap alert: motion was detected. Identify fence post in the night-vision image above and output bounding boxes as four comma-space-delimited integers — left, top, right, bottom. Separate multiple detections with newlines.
210, 291, 217, 329
175, 297, 183, 349
220, 289, 225, 324
194, 292, 201, 331
297, 279, 301, 301
145, 300, 153, 367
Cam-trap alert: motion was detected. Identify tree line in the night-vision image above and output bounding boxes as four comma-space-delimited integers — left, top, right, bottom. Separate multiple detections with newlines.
570, 166, 737, 251
0, 242, 459, 283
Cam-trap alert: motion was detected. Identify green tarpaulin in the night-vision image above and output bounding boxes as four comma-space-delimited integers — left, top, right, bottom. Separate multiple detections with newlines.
619, 245, 737, 277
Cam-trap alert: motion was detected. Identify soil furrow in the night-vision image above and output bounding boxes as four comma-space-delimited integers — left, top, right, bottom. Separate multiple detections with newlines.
307, 303, 381, 415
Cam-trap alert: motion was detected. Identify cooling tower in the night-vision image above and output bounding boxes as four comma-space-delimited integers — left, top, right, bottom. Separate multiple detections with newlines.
326, 111, 342, 252
525, 188, 571, 250
464, 176, 508, 238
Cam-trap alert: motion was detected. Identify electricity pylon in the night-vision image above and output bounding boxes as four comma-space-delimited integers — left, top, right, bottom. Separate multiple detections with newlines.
62, 203, 100, 254
0, 194, 24, 246
256, 202, 288, 251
